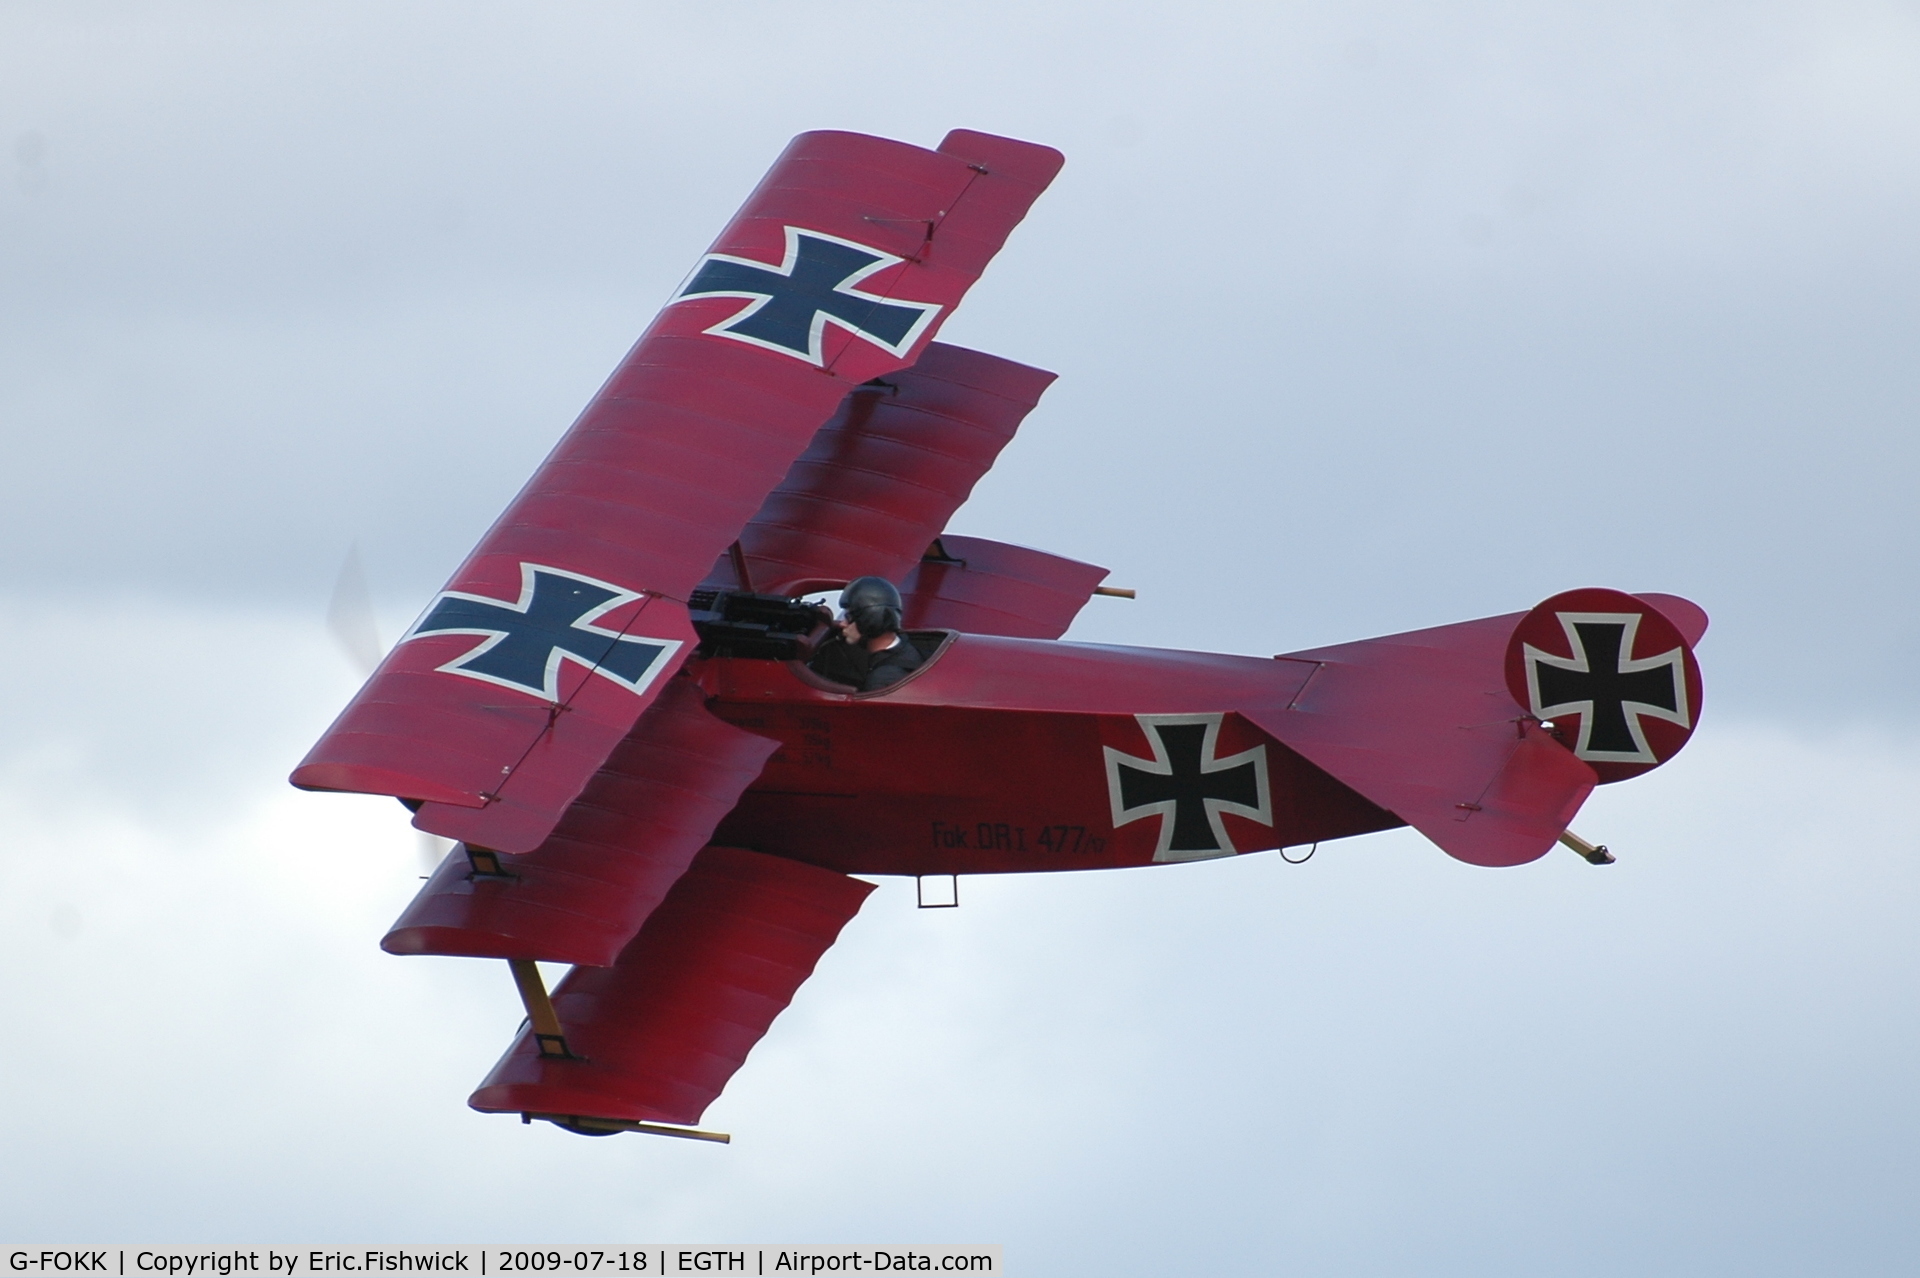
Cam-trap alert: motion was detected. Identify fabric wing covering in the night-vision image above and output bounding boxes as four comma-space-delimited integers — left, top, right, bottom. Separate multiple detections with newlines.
468, 846, 875, 1128
702, 342, 1058, 597
1246, 611, 1600, 868
290, 130, 1063, 854
898, 534, 1111, 640
380, 677, 780, 967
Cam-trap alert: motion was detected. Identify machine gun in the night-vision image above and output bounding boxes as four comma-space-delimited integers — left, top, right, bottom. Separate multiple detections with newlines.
687, 589, 825, 660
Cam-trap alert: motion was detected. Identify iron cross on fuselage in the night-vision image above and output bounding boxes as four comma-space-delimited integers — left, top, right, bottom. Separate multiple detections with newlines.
1104, 713, 1272, 862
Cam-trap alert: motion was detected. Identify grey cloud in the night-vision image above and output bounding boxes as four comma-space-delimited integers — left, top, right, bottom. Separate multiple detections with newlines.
5, 2, 1915, 719
1, 598, 1917, 1272
2, 4, 1919, 1260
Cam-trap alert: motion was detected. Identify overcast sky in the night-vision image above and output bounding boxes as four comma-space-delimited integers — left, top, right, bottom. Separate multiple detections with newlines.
3, 2, 1918, 1270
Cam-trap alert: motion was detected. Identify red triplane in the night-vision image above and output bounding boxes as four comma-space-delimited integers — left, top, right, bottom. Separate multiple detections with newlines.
294, 129, 1705, 1141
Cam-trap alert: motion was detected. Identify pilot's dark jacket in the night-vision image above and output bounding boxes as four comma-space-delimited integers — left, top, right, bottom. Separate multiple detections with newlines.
808, 633, 924, 692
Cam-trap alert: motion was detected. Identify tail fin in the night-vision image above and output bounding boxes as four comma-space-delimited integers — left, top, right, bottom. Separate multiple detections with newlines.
1246, 590, 1705, 867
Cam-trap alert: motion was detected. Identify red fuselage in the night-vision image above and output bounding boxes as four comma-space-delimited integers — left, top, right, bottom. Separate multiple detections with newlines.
695, 631, 1401, 876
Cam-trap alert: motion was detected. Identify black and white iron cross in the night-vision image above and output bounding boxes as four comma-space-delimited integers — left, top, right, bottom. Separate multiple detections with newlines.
673, 226, 942, 365
405, 564, 681, 702
1523, 612, 1689, 763
1103, 713, 1273, 862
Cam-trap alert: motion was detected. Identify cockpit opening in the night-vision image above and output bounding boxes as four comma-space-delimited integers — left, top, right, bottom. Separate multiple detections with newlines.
690, 584, 947, 693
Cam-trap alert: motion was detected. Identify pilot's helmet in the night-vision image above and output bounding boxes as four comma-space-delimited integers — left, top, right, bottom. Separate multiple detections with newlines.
839, 576, 903, 639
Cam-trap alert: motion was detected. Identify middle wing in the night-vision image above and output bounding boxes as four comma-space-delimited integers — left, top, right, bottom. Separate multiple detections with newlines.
702, 342, 1058, 596
702, 340, 1115, 638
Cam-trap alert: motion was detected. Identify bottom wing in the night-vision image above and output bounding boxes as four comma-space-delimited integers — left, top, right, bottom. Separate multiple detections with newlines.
468, 846, 874, 1127
383, 676, 779, 966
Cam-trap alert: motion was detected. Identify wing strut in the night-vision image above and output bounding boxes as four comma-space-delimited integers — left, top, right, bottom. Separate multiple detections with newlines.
469, 846, 874, 1133
505, 959, 732, 1140
506, 955, 729, 1136
507, 959, 575, 1060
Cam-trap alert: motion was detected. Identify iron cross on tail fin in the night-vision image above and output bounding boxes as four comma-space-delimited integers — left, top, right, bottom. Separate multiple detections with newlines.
1504, 588, 1705, 784
290, 129, 1064, 854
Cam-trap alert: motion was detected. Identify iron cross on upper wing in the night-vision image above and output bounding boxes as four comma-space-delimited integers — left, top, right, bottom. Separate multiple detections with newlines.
1104, 713, 1274, 862
673, 226, 943, 365
405, 563, 682, 702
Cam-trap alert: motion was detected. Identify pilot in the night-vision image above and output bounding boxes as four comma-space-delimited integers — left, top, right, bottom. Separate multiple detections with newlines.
808, 576, 924, 692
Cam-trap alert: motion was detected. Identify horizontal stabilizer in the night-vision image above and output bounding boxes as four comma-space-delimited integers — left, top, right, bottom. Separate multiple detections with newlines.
468, 846, 874, 1127
1250, 590, 1704, 866
1248, 612, 1596, 867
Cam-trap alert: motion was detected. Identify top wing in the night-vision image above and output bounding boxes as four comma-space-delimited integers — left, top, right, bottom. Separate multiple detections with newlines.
701, 343, 1057, 596
291, 130, 1063, 853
